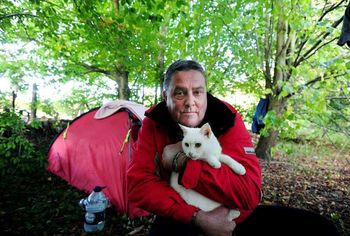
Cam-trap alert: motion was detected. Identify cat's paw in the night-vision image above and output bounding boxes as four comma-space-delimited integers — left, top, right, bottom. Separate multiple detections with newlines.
227, 209, 240, 221
209, 161, 221, 168
235, 165, 246, 175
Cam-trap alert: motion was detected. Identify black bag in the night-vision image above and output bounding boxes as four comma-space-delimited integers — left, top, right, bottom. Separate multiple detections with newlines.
338, 2, 350, 47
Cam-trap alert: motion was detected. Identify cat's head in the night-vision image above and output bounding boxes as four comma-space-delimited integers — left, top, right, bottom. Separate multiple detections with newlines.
179, 123, 213, 160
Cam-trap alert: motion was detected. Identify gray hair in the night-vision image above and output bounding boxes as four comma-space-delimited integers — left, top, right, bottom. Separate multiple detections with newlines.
163, 59, 207, 92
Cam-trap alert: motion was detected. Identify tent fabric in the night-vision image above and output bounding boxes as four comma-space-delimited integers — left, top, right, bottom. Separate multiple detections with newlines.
47, 103, 148, 218
251, 98, 269, 134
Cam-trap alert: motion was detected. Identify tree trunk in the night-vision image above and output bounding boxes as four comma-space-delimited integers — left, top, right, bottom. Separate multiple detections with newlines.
12, 91, 17, 111
117, 70, 130, 100
30, 83, 38, 120
255, 96, 288, 160
255, 130, 277, 160
115, 64, 130, 100
156, 52, 165, 104
157, 25, 167, 102
257, 10, 289, 160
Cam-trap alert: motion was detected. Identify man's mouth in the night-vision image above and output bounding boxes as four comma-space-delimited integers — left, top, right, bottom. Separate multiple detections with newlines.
182, 111, 197, 114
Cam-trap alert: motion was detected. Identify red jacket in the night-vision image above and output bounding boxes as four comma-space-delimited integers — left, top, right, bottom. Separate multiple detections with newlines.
127, 94, 261, 224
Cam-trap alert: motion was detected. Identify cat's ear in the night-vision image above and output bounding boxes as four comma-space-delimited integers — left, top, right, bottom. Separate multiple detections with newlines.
200, 123, 212, 138
178, 124, 188, 135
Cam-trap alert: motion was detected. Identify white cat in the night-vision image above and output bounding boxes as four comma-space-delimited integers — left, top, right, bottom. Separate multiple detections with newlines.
170, 123, 246, 221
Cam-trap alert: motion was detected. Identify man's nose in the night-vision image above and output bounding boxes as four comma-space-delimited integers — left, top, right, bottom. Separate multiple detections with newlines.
185, 92, 195, 106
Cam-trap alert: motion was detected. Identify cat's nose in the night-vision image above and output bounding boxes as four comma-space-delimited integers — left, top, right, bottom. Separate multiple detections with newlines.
188, 152, 193, 157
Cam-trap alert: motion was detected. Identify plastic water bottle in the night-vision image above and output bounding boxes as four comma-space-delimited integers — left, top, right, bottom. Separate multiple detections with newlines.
79, 186, 109, 232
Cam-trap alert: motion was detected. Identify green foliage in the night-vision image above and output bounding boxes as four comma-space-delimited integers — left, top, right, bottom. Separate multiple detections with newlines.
39, 99, 57, 117
291, 77, 350, 138
0, 110, 43, 174
233, 102, 256, 124
55, 79, 118, 116
1, 0, 349, 150
273, 130, 350, 165
0, 91, 11, 108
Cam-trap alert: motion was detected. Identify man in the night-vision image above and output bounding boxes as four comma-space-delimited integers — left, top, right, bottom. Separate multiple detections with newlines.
127, 59, 261, 236
127, 59, 340, 236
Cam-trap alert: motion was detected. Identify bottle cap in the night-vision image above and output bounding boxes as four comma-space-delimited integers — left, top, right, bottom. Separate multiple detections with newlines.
93, 186, 106, 192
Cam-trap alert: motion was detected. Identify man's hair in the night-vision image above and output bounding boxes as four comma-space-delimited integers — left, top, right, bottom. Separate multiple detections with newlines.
163, 59, 207, 92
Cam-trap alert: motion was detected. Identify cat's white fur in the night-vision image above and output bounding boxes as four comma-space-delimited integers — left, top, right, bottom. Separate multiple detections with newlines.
170, 123, 246, 221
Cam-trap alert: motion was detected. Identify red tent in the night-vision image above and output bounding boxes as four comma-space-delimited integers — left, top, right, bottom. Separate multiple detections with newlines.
47, 101, 148, 217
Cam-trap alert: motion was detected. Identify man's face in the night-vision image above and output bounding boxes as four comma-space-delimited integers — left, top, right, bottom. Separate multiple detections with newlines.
164, 70, 207, 127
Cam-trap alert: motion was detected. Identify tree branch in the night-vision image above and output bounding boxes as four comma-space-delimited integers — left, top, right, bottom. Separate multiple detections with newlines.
222, 57, 236, 76
294, 16, 343, 67
78, 63, 112, 76
294, 0, 346, 66
294, 35, 308, 66
113, 0, 119, 13
18, 17, 40, 43
264, 12, 273, 87
302, 37, 339, 61
319, 0, 347, 22
218, 17, 240, 42
311, 118, 350, 136
305, 72, 346, 87
286, 72, 347, 98
327, 96, 350, 100
0, 13, 38, 21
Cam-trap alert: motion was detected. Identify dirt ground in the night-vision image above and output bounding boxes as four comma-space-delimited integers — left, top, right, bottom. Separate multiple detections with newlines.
259, 153, 350, 236
1, 126, 348, 235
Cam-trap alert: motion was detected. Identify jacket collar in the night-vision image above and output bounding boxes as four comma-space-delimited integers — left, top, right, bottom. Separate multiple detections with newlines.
145, 93, 236, 142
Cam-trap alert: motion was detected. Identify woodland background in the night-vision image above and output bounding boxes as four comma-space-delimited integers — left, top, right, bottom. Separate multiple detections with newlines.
0, 0, 349, 235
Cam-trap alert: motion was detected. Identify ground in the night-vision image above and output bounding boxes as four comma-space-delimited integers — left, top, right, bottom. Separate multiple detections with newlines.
260, 156, 349, 236
0, 137, 349, 235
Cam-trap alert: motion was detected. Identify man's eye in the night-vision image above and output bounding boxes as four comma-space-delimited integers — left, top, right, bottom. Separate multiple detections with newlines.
193, 90, 203, 96
174, 90, 185, 98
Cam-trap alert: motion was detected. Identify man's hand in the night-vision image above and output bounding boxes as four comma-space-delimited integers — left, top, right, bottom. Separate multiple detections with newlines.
194, 206, 236, 236
162, 141, 183, 171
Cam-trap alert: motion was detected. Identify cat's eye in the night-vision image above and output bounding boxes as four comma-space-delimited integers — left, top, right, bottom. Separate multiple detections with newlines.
185, 143, 189, 147
195, 143, 201, 148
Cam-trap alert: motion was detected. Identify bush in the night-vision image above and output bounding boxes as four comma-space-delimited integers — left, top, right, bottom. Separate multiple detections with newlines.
0, 110, 43, 174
